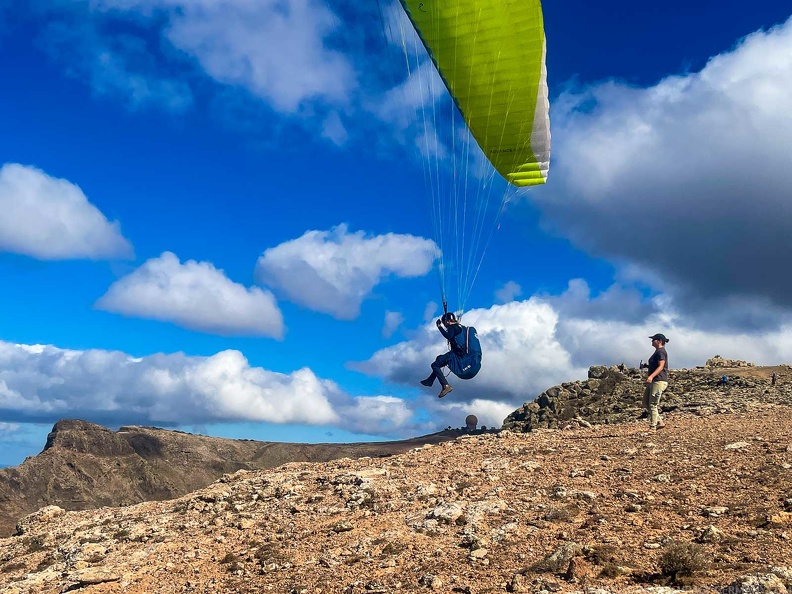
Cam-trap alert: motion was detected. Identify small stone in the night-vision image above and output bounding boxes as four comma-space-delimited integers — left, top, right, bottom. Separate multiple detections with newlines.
643, 542, 661, 549
725, 441, 750, 450
469, 548, 488, 559
724, 573, 788, 593
428, 501, 464, 524
331, 521, 354, 533
770, 566, 792, 582
67, 568, 121, 585
418, 574, 443, 589
699, 525, 724, 543
508, 573, 529, 593
574, 490, 597, 501
564, 557, 591, 582
766, 512, 792, 527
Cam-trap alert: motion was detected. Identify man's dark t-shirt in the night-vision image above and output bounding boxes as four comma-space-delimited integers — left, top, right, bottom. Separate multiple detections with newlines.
649, 347, 669, 382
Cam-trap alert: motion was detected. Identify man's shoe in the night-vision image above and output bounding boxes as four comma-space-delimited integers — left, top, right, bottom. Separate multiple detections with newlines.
656, 421, 666, 430
420, 376, 434, 387
438, 385, 454, 398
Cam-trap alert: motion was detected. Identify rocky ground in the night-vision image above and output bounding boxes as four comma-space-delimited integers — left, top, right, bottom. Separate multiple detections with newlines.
2, 359, 792, 594
2, 405, 792, 593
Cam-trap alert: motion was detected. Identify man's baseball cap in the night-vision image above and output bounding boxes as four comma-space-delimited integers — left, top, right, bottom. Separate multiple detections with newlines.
649, 333, 669, 342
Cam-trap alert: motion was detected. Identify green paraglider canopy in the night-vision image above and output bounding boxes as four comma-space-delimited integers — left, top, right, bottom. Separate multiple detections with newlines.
398, 0, 550, 187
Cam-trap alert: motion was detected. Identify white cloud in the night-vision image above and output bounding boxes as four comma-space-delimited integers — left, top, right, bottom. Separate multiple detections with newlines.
534, 17, 792, 313
0, 340, 424, 436
35, 0, 355, 116
0, 163, 134, 260
160, 0, 355, 114
495, 281, 522, 304
422, 301, 439, 323
96, 252, 284, 338
382, 310, 404, 339
255, 224, 437, 320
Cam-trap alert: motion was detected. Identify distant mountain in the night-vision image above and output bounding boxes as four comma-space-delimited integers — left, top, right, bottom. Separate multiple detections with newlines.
0, 419, 465, 537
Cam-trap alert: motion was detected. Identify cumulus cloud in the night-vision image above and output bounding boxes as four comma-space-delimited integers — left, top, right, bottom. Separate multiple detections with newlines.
0, 340, 423, 436
495, 281, 522, 304
0, 163, 134, 260
534, 17, 792, 320
28, 0, 355, 116
96, 252, 284, 338
354, 279, 792, 408
382, 310, 404, 339
255, 224, 437, 320
157, 0, 355, 114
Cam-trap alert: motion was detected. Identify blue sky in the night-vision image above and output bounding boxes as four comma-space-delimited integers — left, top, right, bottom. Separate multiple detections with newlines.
1, 0, 792, 467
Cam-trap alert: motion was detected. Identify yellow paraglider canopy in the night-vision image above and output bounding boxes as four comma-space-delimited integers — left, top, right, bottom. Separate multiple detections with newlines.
398, 0, 550, 187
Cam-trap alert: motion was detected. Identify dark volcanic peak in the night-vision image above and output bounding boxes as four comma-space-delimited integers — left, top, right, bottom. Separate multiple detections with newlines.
44, 419, 135, 456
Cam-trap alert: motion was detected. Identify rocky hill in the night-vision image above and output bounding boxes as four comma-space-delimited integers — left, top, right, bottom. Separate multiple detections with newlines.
0, 420, 465, 538
2, 405, 792, 593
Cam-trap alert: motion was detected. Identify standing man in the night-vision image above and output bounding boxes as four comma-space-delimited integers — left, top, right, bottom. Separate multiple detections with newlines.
644, 333, 670, 430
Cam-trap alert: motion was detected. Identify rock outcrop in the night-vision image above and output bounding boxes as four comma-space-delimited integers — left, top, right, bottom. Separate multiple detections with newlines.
504, 362, 792, 433
705, 355, 754, 368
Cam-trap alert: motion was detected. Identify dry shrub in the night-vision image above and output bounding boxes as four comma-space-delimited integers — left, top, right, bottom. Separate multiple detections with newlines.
599, 562, 622, 578
219, 552, 239, 564
545, 504, 579, 523
658, 540, 709, 583
588, 544, 618, 565
254, 543, 286, 566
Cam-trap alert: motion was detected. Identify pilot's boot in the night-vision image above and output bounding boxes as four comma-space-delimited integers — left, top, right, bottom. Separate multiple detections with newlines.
438, 384, 454, 398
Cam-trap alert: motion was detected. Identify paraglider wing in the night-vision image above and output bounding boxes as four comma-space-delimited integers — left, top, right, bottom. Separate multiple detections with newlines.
398, 0, 550, 187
